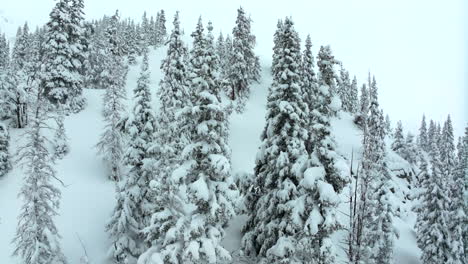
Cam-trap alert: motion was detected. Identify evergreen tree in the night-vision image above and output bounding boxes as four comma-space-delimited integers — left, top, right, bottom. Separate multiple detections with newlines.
384, 114, 391, 136
41, 0, 76, 107
459, 127, 468, 257
350, 76, 359, 113
13, 94, 67, 264
418, 114, 428, 152
242, 18, 342, 263
96, 11, 127, 182
225, 6, 260, 112
271, 19, 283, 77
0, 33, 9, 70
140, 13, 199, 264
0, 122, 11, 177
67, 0, 87, 112
338, 65, 352, 112
355, 75, 396, 264
106, 50, 156, 264
317, 45, 339, 103
155, 10, 167, 46
53, 111, 70, 160
85, 19, 110, 88
391, 120, 405, 156
9, 24, 30, 128
355, 83, 369, 127
140, 11, 150, 48
427, 119, 437, 148
313, 47, 347, 190
301, 34, 316, 154
154, 17, 238, 263
416, 134, 452, 263
440, 116, 465, 263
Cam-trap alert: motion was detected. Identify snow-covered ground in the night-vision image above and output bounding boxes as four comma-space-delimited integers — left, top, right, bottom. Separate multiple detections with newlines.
0, 48, 421, 263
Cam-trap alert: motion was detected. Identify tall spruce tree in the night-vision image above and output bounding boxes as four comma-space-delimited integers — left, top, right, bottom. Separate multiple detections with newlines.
0, 33, 9, 70
440, 116, 465, 263
427, 119, 437, 149
392, 120, 405, 156
317, 45, 339, 105
140, 13, 202, 264
96, 11, 127, 182
242, 18, 343, 263
459, 127, 468, 257
13, 93, 67, 264
0, 122, 11, 177
155, 10, 167, 46
349, 76, 359, 113
225, 7, 260, 112
416, 133, 452, 263
41, 0, 76, 108
53, 110, 70, 160
338, 65, 352, 112
106, 49, 156, 264
67, 0, 87, 112
352, 76, 396, 264
356, 83, 369, 127
301, 34, 316, 154
384, 114, 392, 136
151, 17, 239, 263
418, 114, 429, 152
313, 47, 346, 191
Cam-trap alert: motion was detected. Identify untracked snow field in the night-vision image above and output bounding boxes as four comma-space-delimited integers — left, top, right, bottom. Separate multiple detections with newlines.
0, 48, 421, 264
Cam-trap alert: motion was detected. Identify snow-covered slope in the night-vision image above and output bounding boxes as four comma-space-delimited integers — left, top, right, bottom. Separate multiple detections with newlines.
0, 48, 421, 263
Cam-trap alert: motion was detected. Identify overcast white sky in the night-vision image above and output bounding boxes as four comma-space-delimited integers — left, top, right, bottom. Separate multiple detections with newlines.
1, 0, 467, 137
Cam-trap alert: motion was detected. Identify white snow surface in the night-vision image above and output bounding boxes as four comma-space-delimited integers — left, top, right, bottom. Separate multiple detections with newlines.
0, 48, 421, 263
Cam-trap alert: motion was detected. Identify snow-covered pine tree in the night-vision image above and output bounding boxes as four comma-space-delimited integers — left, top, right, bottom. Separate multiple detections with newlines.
155, 10, 167, 46
427, 119, 436, 148
41, 0, 76, 107
67, 0, 87, 112
9, 24, 30, 128
418, 114, 429, 152
356, 76, 396, 264
11, 24, 30, 70
153, 17, 238, 263
96, 11, 128, 182
106, 49, 156, 264
416, 131, 452, 263
440, 116, 465, 264
53, 110, 70, 160
355, 83, 369, 127
271, 19, 283, 77
384, 114, 392, 136
226, 6, 260, 112
436, 123, 442, 149
242, 17, 338, 263
338, 65, 352, 112
313, 48, 347, 191
349, 76, 359, 113
316, 45, 339, 113
85, 20, 109, 88
139, 12, 197, 264
13, 92, 67, 264
153, 11, 161, 46
392, 120, 405, 156
459, 127, 468, 257
216, 32, 228, 77
140, 11, 150, 48
0, 122, 11, 177
0, 33, 9, 70
301, 34, 316, 154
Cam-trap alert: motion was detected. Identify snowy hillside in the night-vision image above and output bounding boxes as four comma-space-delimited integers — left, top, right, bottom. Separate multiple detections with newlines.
0, 48, 423, 264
